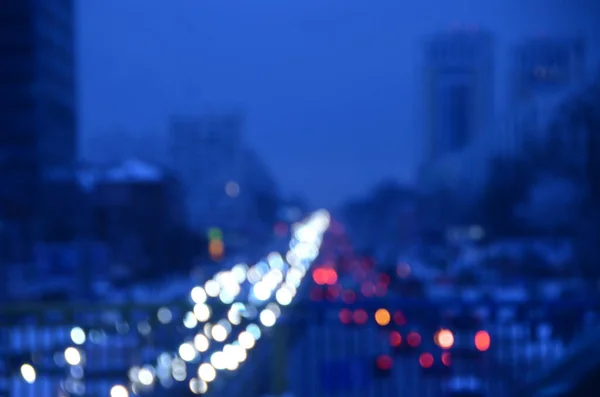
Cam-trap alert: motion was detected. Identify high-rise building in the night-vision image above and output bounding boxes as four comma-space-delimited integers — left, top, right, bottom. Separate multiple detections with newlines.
510, 37, 586, 105
169, 113, 245, 232
422, 28, 494, 162
0, 0, 77, 259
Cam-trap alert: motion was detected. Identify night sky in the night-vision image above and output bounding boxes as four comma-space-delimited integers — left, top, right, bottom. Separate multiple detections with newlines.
79, 0, 600, 207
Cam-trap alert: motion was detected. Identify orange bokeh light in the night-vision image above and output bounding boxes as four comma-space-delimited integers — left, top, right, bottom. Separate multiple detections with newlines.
375, 309, 391, 326
434, 329, 454, 349
474, 330, 491, 351
209, 239, 224, 258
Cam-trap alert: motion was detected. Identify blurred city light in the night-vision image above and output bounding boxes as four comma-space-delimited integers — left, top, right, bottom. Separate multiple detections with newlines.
70, 327, 86, 345
64, 347, 81, 366
375, 308, 391, 326
419, 353, 434, 368
389, 331, 402, 347
179, 342, 197, 362
198, 363, 216, 382
393, 311, 407, 325
375, 354, 394, 371
407, 332, 422, 347
20, 364, 36, 384
353, 309, 368, 325
475, 330, 491, 351
441, 352, 452, 367
435, 329, 455, 349
208, 239, 224, 260
110, 385, 129, 397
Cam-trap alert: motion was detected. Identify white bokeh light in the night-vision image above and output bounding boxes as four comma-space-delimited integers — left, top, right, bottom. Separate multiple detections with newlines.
210, 351, 227, 370
64, 347, 81, 366
204, 280, 220, 297
198, 363, 216, 382
70, 327, 86, 345
194, 303, 211, 322
238, 331, 256, 349
190, 286, 207, 304
138, 366, 155, 386
184, 311, 199, 329
110, 385, 129, 397
194, 334, 209, 352
20, 364, 36, 384
259, 309, 277, 327
179, 342, 197, 362
211, 324, 228, 342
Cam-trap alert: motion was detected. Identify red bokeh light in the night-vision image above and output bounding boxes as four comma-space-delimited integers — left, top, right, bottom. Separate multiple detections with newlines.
326, 285, 340, 300
309, 287, 322, 301
312, 268, 338, 286
361, 282, 375, 297
393, 311, 406, 325
375, 282, 388, 297
378, 273, 391, 284
419, 353, 434, 368
376, 355, 393, 371
353, 309, 368, 325
341, 290, 355, 303
407, 332, 421, 347
474, 330, 491, 351
441, 352, 451, 367
338, 309, 352, 324
389, 331, 402, 347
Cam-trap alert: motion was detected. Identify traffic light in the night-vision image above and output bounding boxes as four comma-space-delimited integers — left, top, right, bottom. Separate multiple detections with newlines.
373, 354, 393, 377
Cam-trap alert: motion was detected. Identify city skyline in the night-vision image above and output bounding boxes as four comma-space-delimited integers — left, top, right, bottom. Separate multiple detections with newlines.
79, 0, 600, 207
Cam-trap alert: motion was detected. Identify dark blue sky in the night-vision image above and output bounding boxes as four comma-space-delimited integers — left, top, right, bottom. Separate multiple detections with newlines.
79, 0, 599, 207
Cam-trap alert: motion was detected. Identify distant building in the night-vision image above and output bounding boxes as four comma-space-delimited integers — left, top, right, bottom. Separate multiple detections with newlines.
6, 240, 111, 302
169, 113, 245, 233
419, 27, 494, 195
422, 27, 495, 162
85, 159, 184, 276
510, 37, 586, 106
0, 0, 77, 260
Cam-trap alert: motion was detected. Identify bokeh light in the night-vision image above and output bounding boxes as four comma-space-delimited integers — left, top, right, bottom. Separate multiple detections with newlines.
435, 329, 454, 349
419, 353, 434, 368
375, 308, 391, 326
475, 330, 491, 351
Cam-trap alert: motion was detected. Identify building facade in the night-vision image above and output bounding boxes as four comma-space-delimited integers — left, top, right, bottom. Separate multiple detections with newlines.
0, 0, 77, 260
422, 28, 494, 162
510, 37, 586, 106
89, 159, 184, 277
419, 28, 494, 195
169, 113, 245, 233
